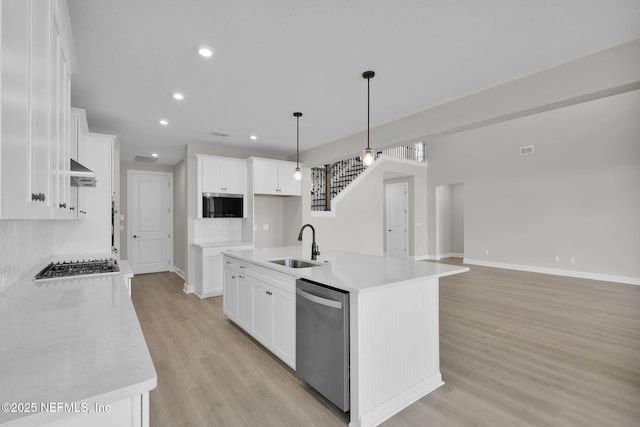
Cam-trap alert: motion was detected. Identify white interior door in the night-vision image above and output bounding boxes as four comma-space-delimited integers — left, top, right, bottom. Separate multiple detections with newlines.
386, 182, 408, 258
128, 171, 173, 274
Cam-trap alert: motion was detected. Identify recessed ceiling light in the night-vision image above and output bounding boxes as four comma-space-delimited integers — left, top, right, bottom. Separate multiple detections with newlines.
151, 153, 159, 158
172, 92, 184, 101
159, 119, 169, 126
198, 47, 214, 58
250, 135, 257, 140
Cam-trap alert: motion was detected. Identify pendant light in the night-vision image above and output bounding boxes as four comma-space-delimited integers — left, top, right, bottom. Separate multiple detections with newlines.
362, 70, 375, 166
293, 112, 302, 180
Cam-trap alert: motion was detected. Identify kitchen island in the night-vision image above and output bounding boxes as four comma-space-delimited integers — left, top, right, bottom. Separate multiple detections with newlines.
0, 260, 156, 427
222, 246, 468, 427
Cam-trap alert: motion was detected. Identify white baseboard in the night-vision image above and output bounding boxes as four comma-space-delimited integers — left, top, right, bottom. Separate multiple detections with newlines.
173, 266, 186, 281
427, 253, 464, 261
183, 283, 194, 294
355, 373, 443, 427
195, 290, 223, 299
464, 259, 640, 286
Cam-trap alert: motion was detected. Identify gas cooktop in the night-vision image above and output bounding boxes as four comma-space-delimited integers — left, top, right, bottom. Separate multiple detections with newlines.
35, 259, 120, 280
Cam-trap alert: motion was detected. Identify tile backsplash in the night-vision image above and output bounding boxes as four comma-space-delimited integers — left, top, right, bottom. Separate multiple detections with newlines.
0, 220, 53, 293
194, 218, 243, 244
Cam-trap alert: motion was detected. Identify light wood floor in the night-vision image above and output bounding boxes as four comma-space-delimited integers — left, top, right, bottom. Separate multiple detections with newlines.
131, 261, 640, 426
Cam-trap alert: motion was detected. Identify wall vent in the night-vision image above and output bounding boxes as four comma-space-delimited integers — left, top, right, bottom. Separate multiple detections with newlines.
134, 155, 158, 163
210, 131, 230, 137
519, 145, 534, 155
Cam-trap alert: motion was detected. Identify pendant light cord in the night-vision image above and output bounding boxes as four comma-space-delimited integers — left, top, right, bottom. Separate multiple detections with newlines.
293, 112, 302, 168
367, 75, 370, 150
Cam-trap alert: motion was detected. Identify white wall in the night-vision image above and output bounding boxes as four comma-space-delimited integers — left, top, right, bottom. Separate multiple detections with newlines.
53, 133, 114, 256
435, 185, 452, 256
299, 40, 640, 167
427, 90, 640, 279
450, 183, 464, 255
173, 159, 187, 273
302, 159, 428, 257
296, 39, 640, 282
253, 196, 284, 249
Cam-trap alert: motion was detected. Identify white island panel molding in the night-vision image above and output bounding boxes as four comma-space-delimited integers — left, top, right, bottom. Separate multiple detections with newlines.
352, 276, 442, 427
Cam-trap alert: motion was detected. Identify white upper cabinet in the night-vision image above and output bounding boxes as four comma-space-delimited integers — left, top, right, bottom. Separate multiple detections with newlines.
0, 0, 77, 220
1, 0, 33, 218
251, 158, 301, 196
200, 155, 247, 195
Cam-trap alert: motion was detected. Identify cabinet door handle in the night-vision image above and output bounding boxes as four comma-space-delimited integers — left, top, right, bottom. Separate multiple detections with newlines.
239, 265, 246, 269
225, 261, 231, 264
239, 275, 245, 279
133, 235, 139, 238
59, 203, 67, 209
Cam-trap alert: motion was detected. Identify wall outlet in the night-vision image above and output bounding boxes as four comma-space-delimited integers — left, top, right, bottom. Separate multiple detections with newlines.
262, 224, 269, 231
554, 255, 560, 262
570, 257, 576, 264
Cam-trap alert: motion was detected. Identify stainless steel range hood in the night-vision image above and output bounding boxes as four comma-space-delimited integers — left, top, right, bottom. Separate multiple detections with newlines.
70, 159, 96, 187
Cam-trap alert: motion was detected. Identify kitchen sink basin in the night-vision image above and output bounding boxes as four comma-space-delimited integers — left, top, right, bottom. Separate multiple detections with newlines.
269, 258, 324, 268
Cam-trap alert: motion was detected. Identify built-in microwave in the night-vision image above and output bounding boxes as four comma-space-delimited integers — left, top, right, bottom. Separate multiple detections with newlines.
202, 193, 243, 218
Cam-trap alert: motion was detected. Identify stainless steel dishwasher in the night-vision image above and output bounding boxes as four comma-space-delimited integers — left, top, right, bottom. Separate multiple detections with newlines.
296, 278, 350, 412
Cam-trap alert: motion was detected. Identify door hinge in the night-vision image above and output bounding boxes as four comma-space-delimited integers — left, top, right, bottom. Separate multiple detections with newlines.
168, 233, 171, 239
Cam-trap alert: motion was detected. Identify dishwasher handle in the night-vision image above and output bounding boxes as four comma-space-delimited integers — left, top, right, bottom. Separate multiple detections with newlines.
296, 288, 343, 310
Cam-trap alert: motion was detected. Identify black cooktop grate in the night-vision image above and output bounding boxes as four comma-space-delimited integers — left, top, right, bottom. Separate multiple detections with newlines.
35, 259, 120, 280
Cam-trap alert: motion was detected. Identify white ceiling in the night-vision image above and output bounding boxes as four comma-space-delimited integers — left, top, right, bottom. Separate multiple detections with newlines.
67, 0, 640, 165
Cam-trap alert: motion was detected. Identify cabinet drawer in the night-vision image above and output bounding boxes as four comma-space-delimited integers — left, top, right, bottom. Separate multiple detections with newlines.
223, 256, 252, 273
251, 265, 296, 294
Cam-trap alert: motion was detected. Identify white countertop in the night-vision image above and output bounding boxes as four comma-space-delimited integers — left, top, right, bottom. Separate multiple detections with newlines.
223, 246, 469, 293
0, 259, 156, 426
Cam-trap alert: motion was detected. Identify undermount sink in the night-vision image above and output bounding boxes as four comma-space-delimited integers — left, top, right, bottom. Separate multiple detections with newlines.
269, 258, 324, 268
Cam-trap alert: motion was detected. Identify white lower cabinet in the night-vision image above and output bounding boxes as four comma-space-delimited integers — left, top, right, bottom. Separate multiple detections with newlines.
270, 286, 295, 366
39, 392, 150, 427
236, 274, 253, 331
251, 279, 273, 346
194, 244, 253, 298
223, 268, 238, 320
223, 255, 296, 369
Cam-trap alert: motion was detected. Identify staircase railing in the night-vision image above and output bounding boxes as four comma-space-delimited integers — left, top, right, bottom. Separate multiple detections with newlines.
311, 141, 425, 211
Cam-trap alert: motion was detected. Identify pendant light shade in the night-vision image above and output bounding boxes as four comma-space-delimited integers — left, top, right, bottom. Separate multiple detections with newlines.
293, 112, 302, 180
362, 71, 375, 166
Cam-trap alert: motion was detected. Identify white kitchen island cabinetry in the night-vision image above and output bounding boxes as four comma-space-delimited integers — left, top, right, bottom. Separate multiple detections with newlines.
223, 254, 296, 369
223, 247, 468, 427
250, 157, 301, 196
